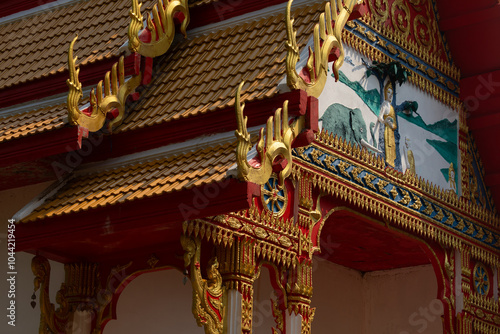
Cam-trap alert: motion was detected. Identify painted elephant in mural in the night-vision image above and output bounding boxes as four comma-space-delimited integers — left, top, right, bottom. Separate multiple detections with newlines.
320, 103, 368, 146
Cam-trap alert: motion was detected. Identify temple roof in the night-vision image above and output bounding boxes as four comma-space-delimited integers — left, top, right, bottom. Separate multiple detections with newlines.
0, 102, 66, 143
0, 0, 156, 90
22, 139, 237, 222
117, 4, 322, 132
0, 1, 320, 142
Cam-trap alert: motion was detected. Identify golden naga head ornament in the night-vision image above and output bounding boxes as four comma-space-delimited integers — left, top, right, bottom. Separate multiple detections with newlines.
128, 0, 190, 58
66, 36, 142, 132
234, 82, 305, 187
285, 0, 364, 98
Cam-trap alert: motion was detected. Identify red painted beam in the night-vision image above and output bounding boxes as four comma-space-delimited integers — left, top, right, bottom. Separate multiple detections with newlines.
189, 0, 367, 30
0, 126, 79, 167
189, 0, 289, 29
0, 0, 58, 19
460, 69, 500, 113
461, 69, 500, 99
485, 172, 500, 187
468, 112, 500, 130
16, 178, 250, 256
0, 55, 137, 110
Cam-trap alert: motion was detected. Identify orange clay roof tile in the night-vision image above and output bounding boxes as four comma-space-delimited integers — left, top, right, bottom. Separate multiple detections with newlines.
114, 2, 322, 132
0, 103, 67, 143
2, 2, 322, 142
0, 0, 154, 90
22, 140, 237, 222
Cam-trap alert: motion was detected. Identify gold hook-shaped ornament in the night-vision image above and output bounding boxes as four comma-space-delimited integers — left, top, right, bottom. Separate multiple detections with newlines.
67, 36, 142, 132
128, 0, 190, 58
235, 82, 305, 187
285, 0, 362, 98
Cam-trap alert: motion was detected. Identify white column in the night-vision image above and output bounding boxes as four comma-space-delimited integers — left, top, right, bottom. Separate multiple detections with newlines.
70, 310, 92, 334
286, 312, 302, 334
226, 289, 242, 334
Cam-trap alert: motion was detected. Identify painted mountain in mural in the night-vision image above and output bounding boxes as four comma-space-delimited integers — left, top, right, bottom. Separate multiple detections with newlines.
338, 71, 380, 115
399, 113, 458, 145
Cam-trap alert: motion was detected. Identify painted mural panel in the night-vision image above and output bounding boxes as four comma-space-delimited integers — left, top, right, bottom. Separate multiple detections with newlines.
317, 46, 459, 193
466, 137, 495, 211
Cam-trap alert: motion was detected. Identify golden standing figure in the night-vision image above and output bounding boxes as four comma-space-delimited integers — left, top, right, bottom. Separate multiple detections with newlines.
405, 138, 416, 174
449, 162, 456, 191
379, 82, 397, 167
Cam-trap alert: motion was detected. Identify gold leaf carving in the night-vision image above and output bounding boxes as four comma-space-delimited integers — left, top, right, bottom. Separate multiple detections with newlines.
390, 186, 398, 200
456, 218, 465, 230
32, 256, 71, 334
387, 44, 398, 54
421, 201, 434, 215
255, 227, 268, 239
410, 195, 422, 210
464, 221, 475, 235
398, 189, 411, 205
376, 179, 389, 196
279, 236, 293, 248
338, 161, 351, 179
443, 213, 454, 225
227, 217, 242, 229
434, 208, 444, 222
364, 174, 377, 191
181, 236, 224, 334
351, 167, 363, 183
475, 227, 485, 240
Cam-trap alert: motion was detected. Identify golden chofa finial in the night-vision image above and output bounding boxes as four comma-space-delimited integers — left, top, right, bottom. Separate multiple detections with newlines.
285, 0, 363, 98
128, 0, 190, 58
66, 36, 142, 132
234, 82, 305, 187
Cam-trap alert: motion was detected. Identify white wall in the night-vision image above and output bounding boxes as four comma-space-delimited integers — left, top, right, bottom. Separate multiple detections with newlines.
363, 265, 442, 334
103, 269, 204, 334
312, 257, 365, 334
312, 258, 441, 334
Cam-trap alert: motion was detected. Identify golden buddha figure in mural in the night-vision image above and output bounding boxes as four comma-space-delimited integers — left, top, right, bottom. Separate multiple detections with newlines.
449, 162, 456, 191
405, 137, 416, 174
378, 82, 397, 167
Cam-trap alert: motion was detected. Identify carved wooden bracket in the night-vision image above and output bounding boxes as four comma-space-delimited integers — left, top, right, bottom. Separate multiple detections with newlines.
181, 235, 225, 334
32, 255, 72, 334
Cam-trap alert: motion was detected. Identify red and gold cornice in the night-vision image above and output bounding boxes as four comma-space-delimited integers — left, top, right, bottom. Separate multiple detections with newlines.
291, 130, 500, 267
